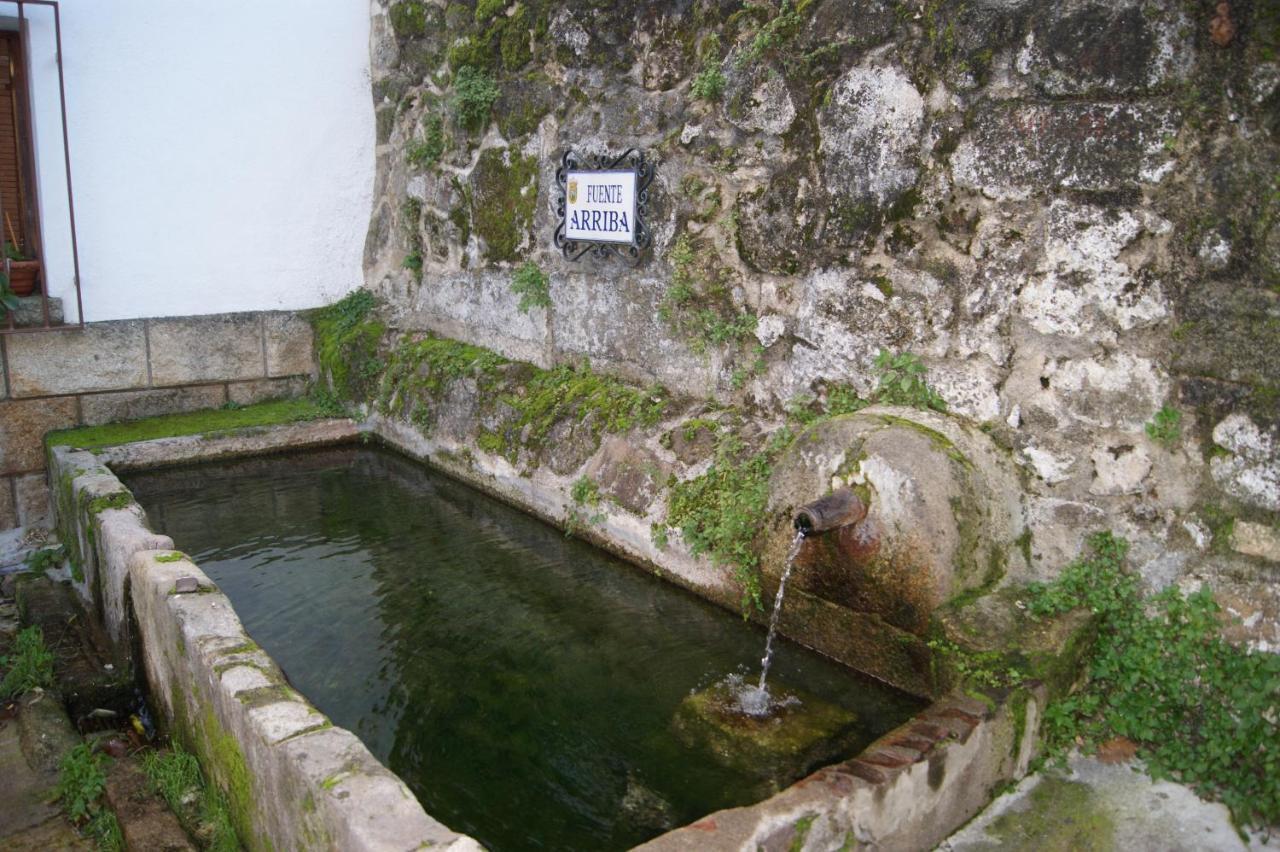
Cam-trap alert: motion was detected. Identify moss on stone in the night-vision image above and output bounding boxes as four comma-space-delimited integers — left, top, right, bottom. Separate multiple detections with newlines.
499, 5, 533, 70
388, 0, 428, 38
311, 289, 386, 399
201, 704, 257, 848
376, 334, 510, 419
155, 552, 189, 564
789, 813, 817, 852
936, 587, 1096, 701
47, 399, 336, 451
874, 414, 968, 467
985, 776, 1115, 850
87, 491, 132, 515
470, 147, 538, 262
1009, 688, 1030, 763
672, 679, 858, 781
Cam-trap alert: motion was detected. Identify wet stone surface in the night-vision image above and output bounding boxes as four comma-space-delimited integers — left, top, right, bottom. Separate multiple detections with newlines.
671, 678, 860, 785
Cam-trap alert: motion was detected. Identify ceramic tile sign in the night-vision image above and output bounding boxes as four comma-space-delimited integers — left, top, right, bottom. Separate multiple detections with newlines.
564, 170, 637, 245
554, 149, 654, 265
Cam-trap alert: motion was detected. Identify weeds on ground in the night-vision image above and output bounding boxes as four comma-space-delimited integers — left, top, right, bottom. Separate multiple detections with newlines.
0, 625, 55, 698
142, 744, 238, 852
23, 545, 66, 577
57, 743, 122, 851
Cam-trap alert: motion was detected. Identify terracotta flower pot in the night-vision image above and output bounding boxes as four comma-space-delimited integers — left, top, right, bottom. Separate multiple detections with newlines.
7, 260, 39, 296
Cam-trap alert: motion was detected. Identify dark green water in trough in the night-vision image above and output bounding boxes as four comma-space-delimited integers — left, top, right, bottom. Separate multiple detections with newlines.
126, 446, 922, 851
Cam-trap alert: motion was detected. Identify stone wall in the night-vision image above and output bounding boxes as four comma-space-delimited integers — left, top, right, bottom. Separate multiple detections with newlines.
0, 311, 315, 529
364, 1, 1280, 649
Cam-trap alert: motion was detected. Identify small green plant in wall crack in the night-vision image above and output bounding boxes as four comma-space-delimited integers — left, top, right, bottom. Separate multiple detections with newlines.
510, 261, 551, 313
1028, 532, 1280, 830
661, 427, 796, 615
691, 59, 726, 101
23, 544, 66, 577
451, 66, 500, 131
566, 476, 606, 537
871, 349, 947, 412
1144, 404, 1182, 449
407, 114, 446, 169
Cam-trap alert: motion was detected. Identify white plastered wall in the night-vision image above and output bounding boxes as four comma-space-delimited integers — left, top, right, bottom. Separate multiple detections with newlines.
9, 0, 374, 322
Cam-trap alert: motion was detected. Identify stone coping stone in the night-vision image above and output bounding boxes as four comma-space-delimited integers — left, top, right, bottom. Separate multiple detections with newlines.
96, 419, 359, 472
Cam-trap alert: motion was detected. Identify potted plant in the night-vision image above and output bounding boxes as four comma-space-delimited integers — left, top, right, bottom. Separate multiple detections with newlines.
4, 240, 39, 297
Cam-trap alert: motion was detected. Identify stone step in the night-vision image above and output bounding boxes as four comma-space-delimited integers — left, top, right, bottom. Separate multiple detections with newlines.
104, 757, 197, 852
0, 700, 65, 840
0, 527, 56, 575
16, 688, 80, 775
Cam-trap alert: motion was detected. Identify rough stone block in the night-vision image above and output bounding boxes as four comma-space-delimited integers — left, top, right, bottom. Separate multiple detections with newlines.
264, 312, 316, 377
14, 473, 50, 529
79, 385, 227, 427
227, 376, 308, 406
0, 397, 78, 475
1172, 287, 1280, 391
93, 506, 173, 644
104, 759, 195, 852
9, 294, 64, 328
1210, 415, 1280, 512
1212, 578, 1280, 653
1232, 521, 1280, 564
584, 436, 671, 515
6, 321, 148, 397
952, 103, 1178, 199
0, 477, 15, 530
817, 64, 923, 212
98, 419, 359, 472
148, 314, 264, 385
0, 478, 14, 532
1017, 3, 1193, 97
398, 269, 548, 367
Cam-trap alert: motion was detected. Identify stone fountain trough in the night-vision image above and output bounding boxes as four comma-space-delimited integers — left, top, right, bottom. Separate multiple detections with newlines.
45, 404, 1091, 851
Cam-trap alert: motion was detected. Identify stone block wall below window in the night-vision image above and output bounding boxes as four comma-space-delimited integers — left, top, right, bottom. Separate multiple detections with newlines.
0, 311, 316, 529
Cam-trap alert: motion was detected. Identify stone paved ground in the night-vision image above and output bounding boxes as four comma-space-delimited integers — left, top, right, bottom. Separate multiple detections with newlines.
941, 753, 1280, 852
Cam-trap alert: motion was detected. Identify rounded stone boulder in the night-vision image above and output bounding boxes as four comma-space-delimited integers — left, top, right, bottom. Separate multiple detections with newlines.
763, 406, 1029, 636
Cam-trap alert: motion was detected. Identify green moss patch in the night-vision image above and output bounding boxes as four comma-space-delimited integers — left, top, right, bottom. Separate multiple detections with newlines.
672, 679, 857, 782
662, 427, 794, 614
311, 289, 386, 398
470, 147, 538, 262
985, 777, 1114, 851
376, 334, 509, 418
47, 398, 336, 451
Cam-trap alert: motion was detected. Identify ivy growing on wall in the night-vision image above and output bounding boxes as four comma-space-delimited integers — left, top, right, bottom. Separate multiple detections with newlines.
1029, 533, 1280, 830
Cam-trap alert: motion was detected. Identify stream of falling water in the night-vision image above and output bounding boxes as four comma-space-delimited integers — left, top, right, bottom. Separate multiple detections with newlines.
737, 530, 806, 716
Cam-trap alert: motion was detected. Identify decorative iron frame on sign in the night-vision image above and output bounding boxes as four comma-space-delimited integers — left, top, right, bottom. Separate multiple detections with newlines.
554, 148, 654, 266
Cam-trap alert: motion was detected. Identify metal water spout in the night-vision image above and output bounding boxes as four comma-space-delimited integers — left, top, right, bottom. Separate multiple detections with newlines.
793, 487, 867, 535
